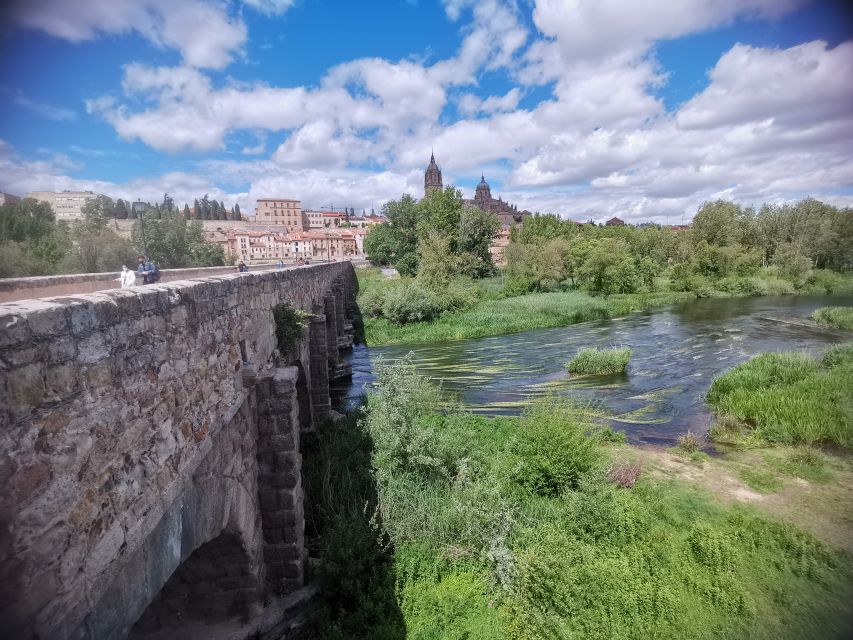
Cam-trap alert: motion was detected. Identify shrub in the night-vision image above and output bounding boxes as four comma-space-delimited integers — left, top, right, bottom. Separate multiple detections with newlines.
803, 269, 845, 294
607, 459, 643, 488
381, 281, 442, 324
510, 401, 603, 496
358, 285, 386, 318
676, 431, 702, 453
812, 307, 853, 330
567, 346, 632, 375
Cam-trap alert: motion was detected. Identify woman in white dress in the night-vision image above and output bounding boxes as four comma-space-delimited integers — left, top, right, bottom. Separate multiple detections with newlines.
119, 265, 136, 288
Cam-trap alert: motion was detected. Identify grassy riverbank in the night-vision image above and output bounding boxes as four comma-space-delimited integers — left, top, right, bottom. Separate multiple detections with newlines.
707, 345, 853, 447
301, 359, 853, 639
363, 286, 694, 345
812, 306, 853, 330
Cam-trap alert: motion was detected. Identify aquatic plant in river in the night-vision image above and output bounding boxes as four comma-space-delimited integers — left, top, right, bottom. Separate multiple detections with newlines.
567, 346, 632, 375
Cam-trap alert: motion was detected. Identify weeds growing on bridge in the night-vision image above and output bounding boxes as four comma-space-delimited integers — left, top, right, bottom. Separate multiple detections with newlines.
272, 303, 311, 354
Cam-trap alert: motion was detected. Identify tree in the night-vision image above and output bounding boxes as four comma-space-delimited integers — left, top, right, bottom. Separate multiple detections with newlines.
131, 212, 224, 268
458, 206, 500, 277
67, 196, 136, 273
234, 203, 242, 219
577, 238, 638, 294
183, 203, 191, 219
690, 200, 741, 247
161, 192, 175, 214
114, 199, 129, 220
193, 199, 201, 220
0, 198, 56, 244
417, 232, 460, 288
416, 186, 463, 249
364, 223, 397, 266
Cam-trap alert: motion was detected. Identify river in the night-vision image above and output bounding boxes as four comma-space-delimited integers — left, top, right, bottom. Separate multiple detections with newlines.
332, 295, 852, 445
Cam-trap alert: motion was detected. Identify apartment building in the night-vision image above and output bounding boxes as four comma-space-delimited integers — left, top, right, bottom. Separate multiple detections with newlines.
24, 190, 103, 220
254, 198, 303, 231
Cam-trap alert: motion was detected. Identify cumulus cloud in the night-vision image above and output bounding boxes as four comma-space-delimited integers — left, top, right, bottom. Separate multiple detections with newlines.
7, 0, 853, 224
8, 0, 249, 69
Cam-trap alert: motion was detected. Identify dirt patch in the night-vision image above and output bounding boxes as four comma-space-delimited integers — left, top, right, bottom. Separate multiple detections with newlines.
639, 446, 853, 554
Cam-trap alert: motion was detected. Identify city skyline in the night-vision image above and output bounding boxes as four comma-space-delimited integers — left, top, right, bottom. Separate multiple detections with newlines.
1, 0, 852, 224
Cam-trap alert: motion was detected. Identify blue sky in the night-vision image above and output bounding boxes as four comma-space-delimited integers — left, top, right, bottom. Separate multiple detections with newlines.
0, 0, 851, 222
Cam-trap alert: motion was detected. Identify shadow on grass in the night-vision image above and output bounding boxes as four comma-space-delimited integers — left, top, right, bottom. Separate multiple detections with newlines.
298, 410, 405, 640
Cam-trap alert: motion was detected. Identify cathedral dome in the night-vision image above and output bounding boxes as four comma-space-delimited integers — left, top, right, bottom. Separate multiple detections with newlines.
477, 174, 490, 189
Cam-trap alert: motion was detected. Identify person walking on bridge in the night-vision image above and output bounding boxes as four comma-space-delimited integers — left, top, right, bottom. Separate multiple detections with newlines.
119, 265, 136, 288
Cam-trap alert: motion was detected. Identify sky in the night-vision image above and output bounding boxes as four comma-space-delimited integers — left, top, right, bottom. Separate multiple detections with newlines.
0, 0, 851, 224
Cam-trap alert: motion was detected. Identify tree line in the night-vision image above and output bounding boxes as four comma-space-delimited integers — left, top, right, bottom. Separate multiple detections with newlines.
107, 193, 242, 221
504, 197, 852, 296
0, 194, 227, 277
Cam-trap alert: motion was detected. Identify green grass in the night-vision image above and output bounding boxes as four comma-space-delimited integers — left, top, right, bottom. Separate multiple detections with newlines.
707, 347, 853, 446
812, 306, 853, 330
362, 286, 694, 345
304, 359, 853, 640
567, 346, 632, 375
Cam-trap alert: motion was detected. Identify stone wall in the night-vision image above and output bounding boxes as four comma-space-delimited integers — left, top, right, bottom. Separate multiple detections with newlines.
0, 263, 356, 639
0, 266, 263, 304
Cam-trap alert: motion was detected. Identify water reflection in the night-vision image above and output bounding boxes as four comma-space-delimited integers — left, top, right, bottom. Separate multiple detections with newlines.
331, 295, 851, 446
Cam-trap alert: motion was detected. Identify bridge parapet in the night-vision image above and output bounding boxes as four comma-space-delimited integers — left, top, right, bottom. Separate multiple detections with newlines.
0, 262, 357, 639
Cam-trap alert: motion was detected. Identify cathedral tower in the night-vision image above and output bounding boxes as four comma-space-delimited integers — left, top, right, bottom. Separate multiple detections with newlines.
424, 152, 443, 196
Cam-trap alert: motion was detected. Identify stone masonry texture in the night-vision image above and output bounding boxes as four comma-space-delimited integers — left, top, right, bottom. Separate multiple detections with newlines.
0, 263, 357, 639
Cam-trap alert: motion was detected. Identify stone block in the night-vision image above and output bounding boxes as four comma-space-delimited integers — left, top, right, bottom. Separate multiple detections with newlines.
0, 312, 31, 349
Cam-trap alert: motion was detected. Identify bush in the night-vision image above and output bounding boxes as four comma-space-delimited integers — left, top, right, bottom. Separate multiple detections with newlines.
381, 281, 442, 324
676, 431, 702, 453
358, 285, 387, 318
812, 307, 853, 330
821, 343, 853, 368
510, 401, 603, 496
567, 346, 632, 375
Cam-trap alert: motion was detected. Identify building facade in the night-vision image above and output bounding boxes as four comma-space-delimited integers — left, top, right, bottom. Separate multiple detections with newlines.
254, 198, 303, 231
24, 190, 103, 220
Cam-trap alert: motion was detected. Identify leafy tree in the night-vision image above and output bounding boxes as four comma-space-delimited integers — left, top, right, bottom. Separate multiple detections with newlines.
182, 203, 191, 219
417, 186, 463, 248
690, 200, 741, 247
364, 223, 397, 266
458, 206, 500, 277
66, 196, 136, 273
234, 203, 242, 219
418, 232, 460, 288
577, 238, 638, 294
131, 212, 223, 268
114, 198, 129, 220
0, 198, 56, 244
161, 192, 175, 214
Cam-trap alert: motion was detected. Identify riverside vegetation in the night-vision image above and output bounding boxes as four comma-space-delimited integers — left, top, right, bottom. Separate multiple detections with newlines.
361, 195, 852, 346
566, 346, 632, 375
812, 306, 853, 330
300, 357, 853, 639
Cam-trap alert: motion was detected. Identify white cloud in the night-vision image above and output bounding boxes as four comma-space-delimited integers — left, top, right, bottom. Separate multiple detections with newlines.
457, 88, 522, 116
9, 0, 248, 70
7, 0, 853, 225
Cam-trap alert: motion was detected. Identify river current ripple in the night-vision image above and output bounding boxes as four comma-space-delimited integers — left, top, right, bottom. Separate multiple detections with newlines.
331, 295, 852, 446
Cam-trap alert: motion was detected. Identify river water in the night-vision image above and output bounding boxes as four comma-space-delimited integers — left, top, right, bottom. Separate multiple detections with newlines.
332, 295, 852, 446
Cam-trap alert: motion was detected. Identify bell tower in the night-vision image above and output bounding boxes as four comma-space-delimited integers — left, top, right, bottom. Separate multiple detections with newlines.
424, 151, 443, 196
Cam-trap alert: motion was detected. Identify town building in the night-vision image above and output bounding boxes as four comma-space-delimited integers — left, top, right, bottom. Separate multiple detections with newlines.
210, 227, 368, 264
605, 216, 626, 226
423, 154, 532, 226
302, 210, 346, 230
24, 190, 103, 220
0, 192, 21, 206
254, 198, 303, 231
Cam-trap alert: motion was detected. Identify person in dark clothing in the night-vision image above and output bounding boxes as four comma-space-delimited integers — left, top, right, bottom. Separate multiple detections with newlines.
137, 255, 159, 284
238, 261, 249, 272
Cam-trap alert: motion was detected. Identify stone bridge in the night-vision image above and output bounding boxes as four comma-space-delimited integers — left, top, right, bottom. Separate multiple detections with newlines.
0, 263, 360, 639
